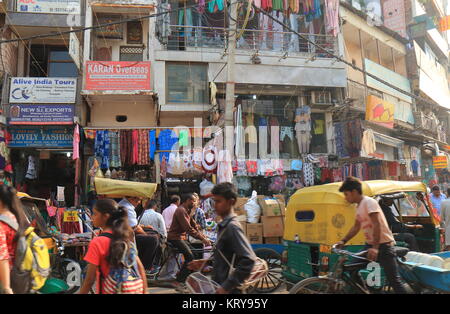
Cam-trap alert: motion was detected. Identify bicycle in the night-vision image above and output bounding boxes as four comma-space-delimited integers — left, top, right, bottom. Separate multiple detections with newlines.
289, 245, 410, 294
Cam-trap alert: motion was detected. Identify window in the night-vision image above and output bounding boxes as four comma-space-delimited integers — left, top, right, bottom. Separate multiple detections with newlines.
167, 63, 208, 104
120, 46, 144, 61
310, 113, 327, 154
48, 50, 78, 77
398, 193, 430, 217
295, 210, 315, 222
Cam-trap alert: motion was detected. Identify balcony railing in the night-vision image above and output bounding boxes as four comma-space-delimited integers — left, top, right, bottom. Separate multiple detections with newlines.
163, 25, 339, 57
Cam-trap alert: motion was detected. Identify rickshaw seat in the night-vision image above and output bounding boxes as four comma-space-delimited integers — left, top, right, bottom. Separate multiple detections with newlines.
393, 246, 409, 258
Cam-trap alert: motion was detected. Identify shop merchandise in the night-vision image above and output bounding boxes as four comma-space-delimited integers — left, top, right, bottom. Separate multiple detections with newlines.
334, 122, 349, 158
109, 131, 121, 168
325, 0, 339, 36
132, 130, 139, 165
202, 145, 218, 173
246, 160, 258, 176
159, 129, 179, 162
73, 125, 80, 161
149, 129, 156, 161
120, 130, 132, 166
138, 130, 150, 166
295, 106, 312, 154
217, 150, 233, 183
291, 159, 303, 171
95, 130, 110, 169
236, 160, 247, 176
25, 155, 38, 180
361, 129, 376, 157
303, 162, 314, 186
269, 176, 286, 192
346, 120, 362, 158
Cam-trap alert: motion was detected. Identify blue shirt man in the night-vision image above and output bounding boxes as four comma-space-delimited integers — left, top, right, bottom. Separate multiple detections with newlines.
430, 186, 447, 216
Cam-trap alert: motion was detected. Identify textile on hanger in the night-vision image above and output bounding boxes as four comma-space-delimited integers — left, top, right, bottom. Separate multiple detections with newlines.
95, 130, 110, 169
137, 130, 150, 165
159, 129, 179, 162
217, 150, 233, 183
149, 129, 156, 161
361, 129, 376, 157
109, 131, 121, 168
73, 125, 80, 161
303, 162, 314, 186
325, 0, 339, 36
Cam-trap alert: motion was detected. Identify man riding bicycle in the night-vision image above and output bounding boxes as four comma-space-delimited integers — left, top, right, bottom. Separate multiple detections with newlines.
334, 177, 408, 294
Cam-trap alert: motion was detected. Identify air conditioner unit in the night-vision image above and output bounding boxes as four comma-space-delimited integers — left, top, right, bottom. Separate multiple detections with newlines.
310, 91, 332, 105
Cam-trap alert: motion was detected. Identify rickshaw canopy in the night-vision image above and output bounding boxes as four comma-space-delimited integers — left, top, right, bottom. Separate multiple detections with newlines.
94, 177, 157, 199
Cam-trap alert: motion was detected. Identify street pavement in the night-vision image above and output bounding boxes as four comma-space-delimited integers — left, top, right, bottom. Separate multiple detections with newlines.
148, 283, 289, 294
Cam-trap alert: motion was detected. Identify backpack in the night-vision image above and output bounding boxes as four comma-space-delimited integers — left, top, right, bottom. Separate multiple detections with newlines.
99, 233, 144, 294
0, 215, 50, 294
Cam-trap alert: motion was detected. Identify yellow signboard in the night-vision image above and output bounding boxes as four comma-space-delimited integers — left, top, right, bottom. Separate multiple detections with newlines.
365, 95, 395, 128
433, 156, 448, 169
63, 210, 79, 223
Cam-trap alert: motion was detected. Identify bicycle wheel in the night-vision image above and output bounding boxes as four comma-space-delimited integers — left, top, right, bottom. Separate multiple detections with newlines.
289, 277, 349, 294
249, 248, 283, 293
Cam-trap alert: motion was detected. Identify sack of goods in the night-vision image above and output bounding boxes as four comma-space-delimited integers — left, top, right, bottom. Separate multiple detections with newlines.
405, 252, 450, 269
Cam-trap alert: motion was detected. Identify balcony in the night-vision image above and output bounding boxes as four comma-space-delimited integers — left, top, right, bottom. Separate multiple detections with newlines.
162, 25, 339, 57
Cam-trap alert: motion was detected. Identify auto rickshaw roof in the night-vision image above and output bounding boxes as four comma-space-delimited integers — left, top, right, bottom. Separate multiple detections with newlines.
94, 177, 157, 198
289, 180, 427, 206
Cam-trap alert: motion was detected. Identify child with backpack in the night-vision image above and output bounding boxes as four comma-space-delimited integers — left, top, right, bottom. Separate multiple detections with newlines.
0, 186, 31, 294
79, 199, 148, 294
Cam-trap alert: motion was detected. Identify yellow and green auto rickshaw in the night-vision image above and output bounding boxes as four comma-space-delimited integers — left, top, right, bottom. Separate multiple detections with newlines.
282, 180, 441, 290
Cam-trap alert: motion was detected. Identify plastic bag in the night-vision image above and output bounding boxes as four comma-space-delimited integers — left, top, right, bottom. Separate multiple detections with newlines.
200, 179, 214, 196
245, 191, 261, 223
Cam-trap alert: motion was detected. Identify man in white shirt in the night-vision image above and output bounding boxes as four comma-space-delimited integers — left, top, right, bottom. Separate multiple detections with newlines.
440, 188, 450, 251
162, 195, 180, 230
140, 200, 167, 238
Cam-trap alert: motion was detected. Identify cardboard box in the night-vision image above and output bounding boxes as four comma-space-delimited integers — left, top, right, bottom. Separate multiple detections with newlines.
239, 221, 247, 236
273, 194, 286, 206
246, 223, 263, 244
264, 237, 282, 244
257, 196, 285, 216
261, 216, 285, 237
235, 197, 249, 215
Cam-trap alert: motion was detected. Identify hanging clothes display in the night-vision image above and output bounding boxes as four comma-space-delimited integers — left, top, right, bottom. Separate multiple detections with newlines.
303, 162, 314, 186
25, 155, 37, 180
346, 120, 362, 158
109, 131, 121, 168
361, 129, 376, 157
295, 106, 311, 154
149, 129, 156, 161
95, 130, 110, 169
72, 125, 80, 161
217, 150, 233, 183
208, 0, 224, 12
325, 0, 339, 36
137, 130, 150, 165
158, 129, 179, 162
119, 130, 131, 166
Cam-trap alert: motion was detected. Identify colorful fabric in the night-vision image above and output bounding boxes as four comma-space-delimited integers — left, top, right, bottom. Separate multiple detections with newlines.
178, 129, 189, 147
138, 130, 150, 165
84, 129, 96, 140
246, 160, 258, 176
73, 125, 80, 160
303, 162, 314, 186
0, 212, 17, 268
95, 130, 110, 169
149, 130, 156, 161
109, 131, 121, 168
159, 129, 179, 162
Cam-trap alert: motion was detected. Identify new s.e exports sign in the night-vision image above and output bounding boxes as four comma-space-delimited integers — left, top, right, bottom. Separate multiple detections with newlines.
85, 61, 151, 91
9, 77, 77, 104
9, 104, 74, 125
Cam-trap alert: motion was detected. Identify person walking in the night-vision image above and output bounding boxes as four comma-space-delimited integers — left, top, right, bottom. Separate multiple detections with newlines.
440, 188, 450, 251
334, 177, 408, 294
167, 193, 211, 292
430, 185, 447, 216
0, 186, 29, 294
79, 199, 147, 294
188, 183, 257, 294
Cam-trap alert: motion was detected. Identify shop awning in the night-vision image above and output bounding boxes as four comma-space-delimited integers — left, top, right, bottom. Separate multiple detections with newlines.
373, 132, 404, 148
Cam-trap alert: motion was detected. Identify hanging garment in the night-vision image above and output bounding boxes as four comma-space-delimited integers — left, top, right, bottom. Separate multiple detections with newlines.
264, 160, 276, 177
217, 150, 233, 183
73, 125, 80, 161
273, 0, 283, 11
259, 12, 271, 50
289, 0, 300, 13
158, 129, 179, 162
208, 0, 224, 13
361, 129, 377, 157
295, 128, 311, 154
334, 122, 348, 158
303, 163, 315, 186
95, 130, 110, 169
273, 159, 284, 175
346, 120, 362, 158
25, 155, 37, 180
235, 105, 246, 159
149, 129, 156, 161
325, 0, 339, 36
246, 160, 258, 176
138, 130, 150, 165
388, 162, 399, 177
131, 130, 139, 165
178, 129, 189, 147
291, 159, 303, 171
109, 131, 121, 168
236, 160, 247, 176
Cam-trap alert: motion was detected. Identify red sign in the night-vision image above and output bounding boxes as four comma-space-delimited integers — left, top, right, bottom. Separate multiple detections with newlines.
85, 61, 151, 91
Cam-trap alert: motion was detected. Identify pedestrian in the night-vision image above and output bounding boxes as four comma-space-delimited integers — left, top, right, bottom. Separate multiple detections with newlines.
430, 185, 447, 216
0, 186, 29, 294
334, 176, 408, 294
188, 183, 257, 294
440, 188, 450, 251
167, 193, 211, 292
79, 199, 148, 294
162, 195, 180, 230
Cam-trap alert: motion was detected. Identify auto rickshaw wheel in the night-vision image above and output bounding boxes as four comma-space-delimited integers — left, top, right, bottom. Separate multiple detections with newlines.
289, 277, 349, 294
249, 248, 282, 294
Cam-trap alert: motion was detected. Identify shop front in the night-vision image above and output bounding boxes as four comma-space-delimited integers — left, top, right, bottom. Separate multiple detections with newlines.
8, 126, 76, 206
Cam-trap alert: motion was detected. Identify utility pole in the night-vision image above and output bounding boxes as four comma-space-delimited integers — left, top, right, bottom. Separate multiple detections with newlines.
225, 0, 238, 129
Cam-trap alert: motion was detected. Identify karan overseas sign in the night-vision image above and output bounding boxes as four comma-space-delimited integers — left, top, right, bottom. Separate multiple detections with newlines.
9, 77, 77, 104
16, 0, 80, 14
9, 104, 74, 125
85, 61, 151, 91
9, 127, 73, 148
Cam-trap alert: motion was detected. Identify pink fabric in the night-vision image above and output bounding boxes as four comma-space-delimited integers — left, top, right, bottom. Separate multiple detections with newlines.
325, 0, 339, 37
72, 124, 80, 160
132, 130, 139, 165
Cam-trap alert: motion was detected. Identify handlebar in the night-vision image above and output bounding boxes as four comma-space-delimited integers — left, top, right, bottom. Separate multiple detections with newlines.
331, 244, 370, 262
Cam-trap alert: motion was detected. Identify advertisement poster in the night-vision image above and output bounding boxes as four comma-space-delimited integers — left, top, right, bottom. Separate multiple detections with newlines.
382, 0, 407, 38
16, 0, 80, 14
85, 61, 151, 91
9, 77, 77, 104
9, 127, 73, 148
365, 95, 395, 129
9, 104, 74, 125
